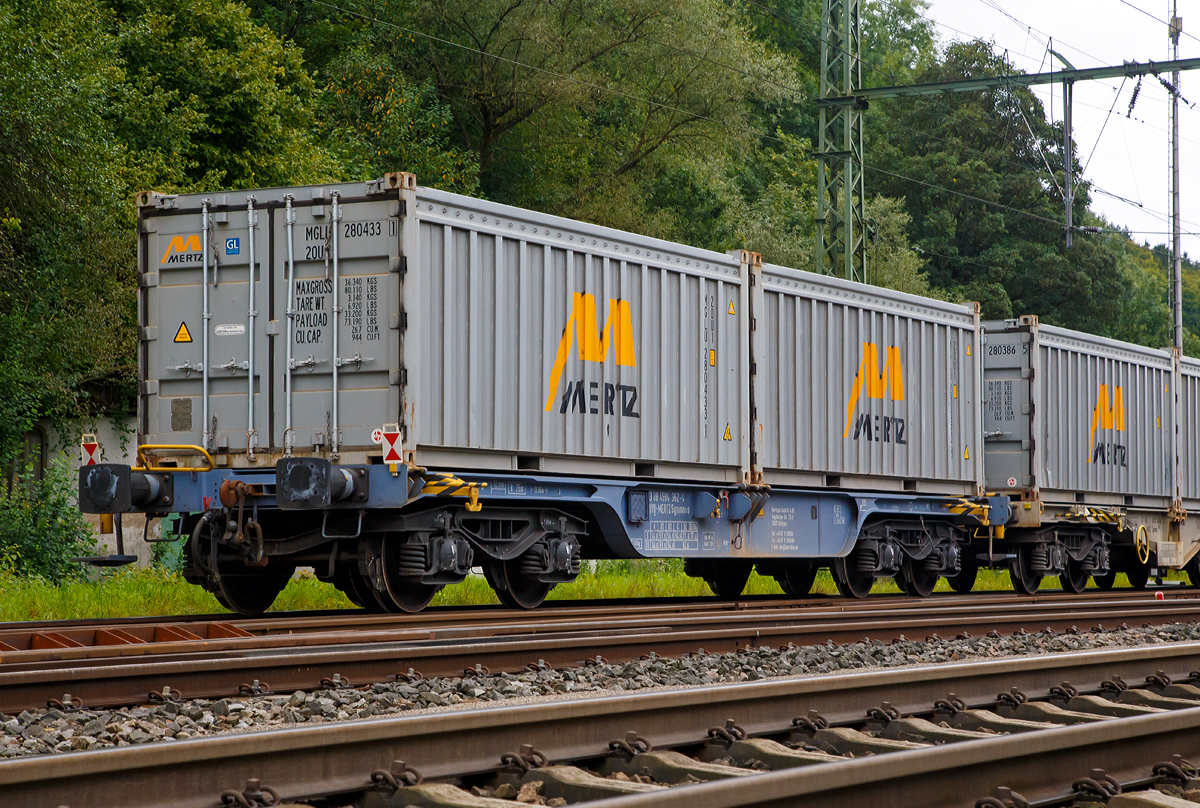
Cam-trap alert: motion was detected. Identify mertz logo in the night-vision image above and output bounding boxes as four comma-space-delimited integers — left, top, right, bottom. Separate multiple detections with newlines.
544, 293, 639, 417
1089, 384, 1127, 466
843, 342, 906, 443
160, 235, 203, 265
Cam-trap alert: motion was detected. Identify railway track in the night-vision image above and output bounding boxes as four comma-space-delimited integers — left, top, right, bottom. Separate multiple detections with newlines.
6, 643, 1200, 807
4, 590, 1200, 713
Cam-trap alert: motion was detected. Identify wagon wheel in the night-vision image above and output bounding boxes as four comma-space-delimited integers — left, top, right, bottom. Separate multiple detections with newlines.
1060, 559, 1090, 594
1126, 563, 1151, 590
704, 563, 752, 599
897, 559, 939, 598
213, 561, 290, 616
1009, 545, 1043, 595
947, 560, 978, 594
773, 561, 818, 597
1092, 569, 1117, 590
484, 559, 554, 610
331, 566, 368, 608
380, 537, 442, 613
832, 551, 875, 599
1187, 556, 1200, 588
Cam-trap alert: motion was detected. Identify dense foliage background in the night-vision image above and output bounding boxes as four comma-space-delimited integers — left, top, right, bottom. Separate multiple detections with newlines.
2, 0, 1196, 463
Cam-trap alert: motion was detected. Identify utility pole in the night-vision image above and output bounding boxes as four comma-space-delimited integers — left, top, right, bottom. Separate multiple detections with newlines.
1064, 79, 1074, 248
853, 56, 1200, 256
815, 0, 867, 284
1171, 3, 1183, 350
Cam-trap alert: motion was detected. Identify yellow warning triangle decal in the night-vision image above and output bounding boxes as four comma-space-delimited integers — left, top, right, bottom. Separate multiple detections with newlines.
966, 344, 971, 356
723, 424, 732, 441
173, 322, 193, 343
728, 301, 736, 315
964, 446, 970, 460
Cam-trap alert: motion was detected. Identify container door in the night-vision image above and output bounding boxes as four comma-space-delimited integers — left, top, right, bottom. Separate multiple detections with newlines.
982, 328, 1033, 490
146, 204, 268, 455
272, 195, 402, 455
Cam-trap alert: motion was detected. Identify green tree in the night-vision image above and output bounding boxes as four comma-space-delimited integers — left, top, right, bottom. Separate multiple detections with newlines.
318, 49, 479, 191
869, 40, 1126, 332
106, 0, 339, 194
0, 0, 132, 459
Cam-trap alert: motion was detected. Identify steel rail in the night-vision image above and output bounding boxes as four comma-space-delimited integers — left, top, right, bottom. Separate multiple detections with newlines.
3, 587, 1193, 643
584, 708, 1200, 808
4, 590, 1198, 662
4, 596, 1200, 712
4, 643, 1200, 808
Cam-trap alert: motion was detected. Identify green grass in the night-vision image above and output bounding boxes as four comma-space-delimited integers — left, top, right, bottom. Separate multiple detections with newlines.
0, 559, 1190, 622
0, 566, 355, 622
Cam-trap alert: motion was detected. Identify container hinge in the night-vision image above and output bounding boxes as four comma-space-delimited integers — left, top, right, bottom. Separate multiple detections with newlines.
140, 272, 159, 288
390, 255, 407, 274
750, 362, 756, 375
140, 326, 159, 341
390, 311, 408, 331
390, 368, 408, 386
140, 218, 158, 234
141, 380, 159, 395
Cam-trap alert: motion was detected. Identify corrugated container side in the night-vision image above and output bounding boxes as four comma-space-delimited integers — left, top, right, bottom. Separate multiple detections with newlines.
754, 264, 982, 493
1033, 325, 1173, 501
1178, 356, 1200, 505
406, 189, 750, 482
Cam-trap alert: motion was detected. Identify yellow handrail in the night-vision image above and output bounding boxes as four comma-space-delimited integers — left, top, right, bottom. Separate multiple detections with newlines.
134, 444, 215, 472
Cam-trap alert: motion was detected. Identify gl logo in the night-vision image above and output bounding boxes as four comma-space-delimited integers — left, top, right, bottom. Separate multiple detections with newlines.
225, 237, 240, 255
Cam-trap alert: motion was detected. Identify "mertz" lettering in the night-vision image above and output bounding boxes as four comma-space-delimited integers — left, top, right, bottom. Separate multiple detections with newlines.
1091, 442, 1128, 467
851, 413, 906, 444
559, 381, 640, 418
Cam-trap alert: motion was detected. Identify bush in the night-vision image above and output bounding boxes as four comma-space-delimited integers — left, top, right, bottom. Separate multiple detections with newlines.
0, 462, 98, 582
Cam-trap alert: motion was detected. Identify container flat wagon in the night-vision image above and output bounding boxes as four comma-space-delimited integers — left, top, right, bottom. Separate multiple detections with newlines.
979, 316, 1200, 593
750, 262, 986, 596
76, 174, 1012, 612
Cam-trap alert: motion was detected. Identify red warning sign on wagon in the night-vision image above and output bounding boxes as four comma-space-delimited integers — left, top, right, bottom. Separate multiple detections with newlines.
380, 424, 402, 464
80, 434, 100, 466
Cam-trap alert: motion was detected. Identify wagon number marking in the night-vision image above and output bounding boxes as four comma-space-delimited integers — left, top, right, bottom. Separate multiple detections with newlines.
344, 221, 382, 238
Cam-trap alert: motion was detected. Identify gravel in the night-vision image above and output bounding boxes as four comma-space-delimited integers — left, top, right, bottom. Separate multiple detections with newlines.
3, 620, 1200, 758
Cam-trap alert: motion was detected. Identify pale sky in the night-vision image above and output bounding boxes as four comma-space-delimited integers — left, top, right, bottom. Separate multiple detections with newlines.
917, 0, 1198, 259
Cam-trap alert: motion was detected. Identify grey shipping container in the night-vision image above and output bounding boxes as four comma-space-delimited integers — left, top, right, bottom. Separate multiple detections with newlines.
982, 317, 1174, 505
138, 174, 752, 482
751, 262, 983, 494
1177, 355, 1200, 507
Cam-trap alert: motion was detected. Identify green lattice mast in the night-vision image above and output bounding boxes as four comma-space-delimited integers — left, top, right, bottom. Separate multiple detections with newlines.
815, 0, 867, 284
